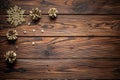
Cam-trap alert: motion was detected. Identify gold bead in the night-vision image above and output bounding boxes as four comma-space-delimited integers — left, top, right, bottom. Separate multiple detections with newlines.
41, 29, 44, 33
32, 42, 35, 46
23, 30, 27, 34
32, 29, 36, 32
28, 22, 31, 26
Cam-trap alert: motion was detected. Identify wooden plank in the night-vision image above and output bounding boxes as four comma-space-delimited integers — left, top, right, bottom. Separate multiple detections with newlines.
0, 37, 120, 59
0, 15, 120, 36
0, 0, 120, 14
0, 59, 120, 79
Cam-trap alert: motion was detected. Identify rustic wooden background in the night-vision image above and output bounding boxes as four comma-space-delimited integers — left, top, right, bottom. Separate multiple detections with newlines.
0, 0, 120, 79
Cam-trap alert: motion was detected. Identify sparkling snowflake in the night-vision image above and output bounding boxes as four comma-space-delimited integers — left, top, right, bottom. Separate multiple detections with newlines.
7, 5, 25, 27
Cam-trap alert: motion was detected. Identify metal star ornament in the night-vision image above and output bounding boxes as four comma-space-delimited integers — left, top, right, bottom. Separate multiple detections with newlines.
7, 5, 26, 27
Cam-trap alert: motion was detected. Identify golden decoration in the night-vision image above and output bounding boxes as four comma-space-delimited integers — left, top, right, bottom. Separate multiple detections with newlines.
5, 51, 17, 63
6, 29, 18, 41
41, 29, 44, 33
32, 42, 35, 46
7, 5, 25, 27
29, 8, 42, 21
48, 8, 58, 19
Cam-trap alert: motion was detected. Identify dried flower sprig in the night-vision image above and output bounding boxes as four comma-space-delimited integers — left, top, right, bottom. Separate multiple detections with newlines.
5, 51, 17, 63
29, 8, 42, 21
6, 29, 18, 41
7, 5, 26, 27
48, 8, 58, 19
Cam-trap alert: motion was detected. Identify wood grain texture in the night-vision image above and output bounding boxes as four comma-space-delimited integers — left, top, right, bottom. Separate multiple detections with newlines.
0, 37, 120, 59
0, 0, 120, 79
0, 15, 120, 36
0, 0, 120, 14
0, 59, 120, 79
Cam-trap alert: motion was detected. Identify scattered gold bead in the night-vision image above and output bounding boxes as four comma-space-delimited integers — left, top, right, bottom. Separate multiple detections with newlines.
23, 30, 27, 34
32, 42, 35, 46
28, 22, 31, 26
41, 29, 44, 33
32, 29, 36, 32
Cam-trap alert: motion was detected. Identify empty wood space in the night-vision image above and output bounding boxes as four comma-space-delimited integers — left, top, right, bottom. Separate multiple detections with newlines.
0, 37, 120, 59
0, 0, 120, 14
0, 59, 120, 79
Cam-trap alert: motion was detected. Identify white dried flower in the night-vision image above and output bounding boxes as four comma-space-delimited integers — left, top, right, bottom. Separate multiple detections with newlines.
48, 8, 58, 19
32, 42, 35, 46
6, 29, 18, 40
4, 51, 17, 63
29, 8, 42, 21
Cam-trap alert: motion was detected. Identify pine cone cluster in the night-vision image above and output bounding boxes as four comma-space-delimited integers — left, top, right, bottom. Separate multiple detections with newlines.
29, 8, 42, 21
5, 51, 17, 63
6, 29, 18, 41
48, 8, 58, 19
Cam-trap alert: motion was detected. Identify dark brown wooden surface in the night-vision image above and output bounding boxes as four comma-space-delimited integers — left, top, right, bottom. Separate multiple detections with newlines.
0, 59, 120, 79
0, 37, 120, 59
0, 0, 120, 79
0, 15, 120, 36
0, 0, 120, 14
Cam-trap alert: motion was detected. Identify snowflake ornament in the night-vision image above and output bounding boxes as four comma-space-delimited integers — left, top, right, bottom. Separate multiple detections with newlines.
7, 5, 26, 27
